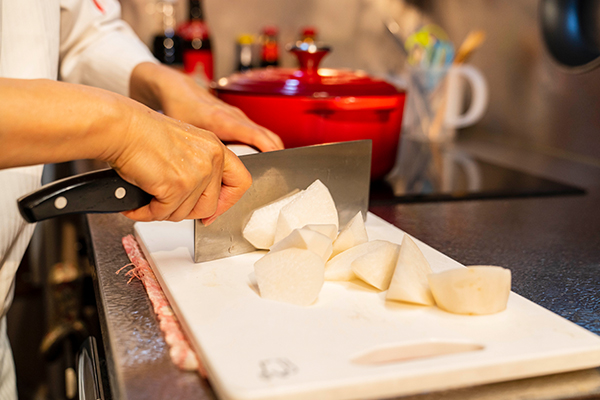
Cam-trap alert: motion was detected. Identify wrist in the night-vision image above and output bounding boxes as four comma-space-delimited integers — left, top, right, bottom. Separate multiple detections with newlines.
130, 62, 191, 111
86, 90, 137, 165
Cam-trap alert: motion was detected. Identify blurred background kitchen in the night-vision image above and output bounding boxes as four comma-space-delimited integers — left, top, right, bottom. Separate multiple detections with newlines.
7, 0, 600, 399
121, 0, 600, 189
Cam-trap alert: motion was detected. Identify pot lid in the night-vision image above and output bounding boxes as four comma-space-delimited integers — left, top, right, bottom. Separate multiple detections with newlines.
213, 43, 403, 97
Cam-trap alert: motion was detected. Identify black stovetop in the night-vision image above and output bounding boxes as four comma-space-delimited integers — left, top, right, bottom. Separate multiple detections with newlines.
370, 139, 585, 206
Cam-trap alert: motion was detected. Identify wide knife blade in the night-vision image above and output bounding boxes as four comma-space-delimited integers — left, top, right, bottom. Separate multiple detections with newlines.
194, 140, 372, 263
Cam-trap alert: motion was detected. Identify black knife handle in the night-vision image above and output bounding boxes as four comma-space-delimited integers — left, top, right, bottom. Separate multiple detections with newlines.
18, 168, 153, 223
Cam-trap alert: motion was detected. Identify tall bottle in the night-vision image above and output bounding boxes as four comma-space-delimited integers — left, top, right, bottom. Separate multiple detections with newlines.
259, 26, 279, 68
236, 34, 255, 72
152, 0, 184, 68
177, 0, 214, 81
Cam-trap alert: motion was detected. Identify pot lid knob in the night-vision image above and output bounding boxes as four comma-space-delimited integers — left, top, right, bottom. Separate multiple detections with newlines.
287, 42, 331, 75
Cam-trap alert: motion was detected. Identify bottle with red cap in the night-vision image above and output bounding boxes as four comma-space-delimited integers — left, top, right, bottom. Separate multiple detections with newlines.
177, 0, 214, 81
259, 26, 279, 68
299, 26, 318, 44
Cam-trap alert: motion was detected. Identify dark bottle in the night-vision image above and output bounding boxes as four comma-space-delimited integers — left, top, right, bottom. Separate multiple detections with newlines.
259, 26, 279, 68
236, 34, 255, 72
177, 0, 214, 80
152, 0, 184, 67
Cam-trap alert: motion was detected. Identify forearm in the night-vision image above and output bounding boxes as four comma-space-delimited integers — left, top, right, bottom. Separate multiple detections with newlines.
129, 62, 285, 152
129, 62, 197, 111
0, 78, 129, 169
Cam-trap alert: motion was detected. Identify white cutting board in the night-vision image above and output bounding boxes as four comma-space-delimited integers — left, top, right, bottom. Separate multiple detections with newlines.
134, 213, 600, 400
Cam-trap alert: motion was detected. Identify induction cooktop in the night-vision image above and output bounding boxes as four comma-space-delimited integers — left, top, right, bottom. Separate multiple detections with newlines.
370, 139, 585, 206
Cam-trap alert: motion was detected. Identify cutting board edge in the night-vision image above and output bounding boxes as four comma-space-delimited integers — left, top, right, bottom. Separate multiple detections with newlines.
198, 346, 600, 400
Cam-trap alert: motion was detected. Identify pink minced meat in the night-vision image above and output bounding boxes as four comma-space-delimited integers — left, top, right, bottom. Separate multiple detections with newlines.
120, 234, 206, 376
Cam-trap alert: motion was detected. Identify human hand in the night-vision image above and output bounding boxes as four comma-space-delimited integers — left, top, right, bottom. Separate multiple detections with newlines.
106, 99, 252, 224
130, 62, 284, 152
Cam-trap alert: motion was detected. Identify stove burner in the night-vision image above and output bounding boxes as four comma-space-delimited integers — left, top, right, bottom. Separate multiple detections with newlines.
370, 139, 585, 205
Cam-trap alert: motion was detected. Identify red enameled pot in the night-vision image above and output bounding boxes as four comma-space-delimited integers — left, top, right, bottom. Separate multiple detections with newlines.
213, 44, 406, 179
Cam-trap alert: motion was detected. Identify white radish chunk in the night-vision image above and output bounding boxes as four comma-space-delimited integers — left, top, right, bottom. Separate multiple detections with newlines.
331, 211, 368, 258
325, 240, 389, 281
303, 224, 338, 241
243, 189, 303, 249
351, 241, 400, 290
274, 180, 339, 244
269, 228, 333, 262
386, 235, 435, 306
254, 248, 325, 306
428, 266, 511, 315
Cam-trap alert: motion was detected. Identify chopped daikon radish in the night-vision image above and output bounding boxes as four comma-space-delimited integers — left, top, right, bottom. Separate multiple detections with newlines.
254, 248, 325, 306
242, 189, 303, 249
274, 180, 339, 244
325, 240, 389, 281
386, 235, 435, 306
331, 211, 368, 258
269, 227, 333, 262
303, 224, 338, 241
428, 266, 511, 315
351, 241, 400, 290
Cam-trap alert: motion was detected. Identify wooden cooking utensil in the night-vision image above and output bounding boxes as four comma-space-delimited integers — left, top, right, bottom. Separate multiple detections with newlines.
429, 30, 486, 141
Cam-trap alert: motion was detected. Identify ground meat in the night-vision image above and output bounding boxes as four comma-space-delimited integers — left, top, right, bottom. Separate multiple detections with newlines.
120, 234, 206, 376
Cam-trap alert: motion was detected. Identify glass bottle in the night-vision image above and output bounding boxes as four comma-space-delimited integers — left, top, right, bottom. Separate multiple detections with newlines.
236, 34, 255, 72
259, 26, 279, 68
152, 0, 184, 68
177, 0, 214, 80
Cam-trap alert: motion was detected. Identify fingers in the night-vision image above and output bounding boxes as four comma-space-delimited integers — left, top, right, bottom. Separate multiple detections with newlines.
255, 128, 285, 152
120, 137, 251, 224
202, 148, 252, 225
226, 105, 284, 151
164, 89, 285, 152
242, 125, 284, 153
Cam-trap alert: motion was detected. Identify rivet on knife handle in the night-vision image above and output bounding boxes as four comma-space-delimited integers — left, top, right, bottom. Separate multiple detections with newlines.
17, 168, 153, 223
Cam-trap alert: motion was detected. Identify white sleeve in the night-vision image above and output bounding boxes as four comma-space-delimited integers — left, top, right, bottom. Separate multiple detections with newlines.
59, 0, 159, 97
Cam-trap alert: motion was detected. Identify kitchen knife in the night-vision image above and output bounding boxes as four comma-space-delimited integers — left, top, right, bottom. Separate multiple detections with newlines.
18, 140, 372, 263
17, 168, 153, 223
193, 140, 371, 262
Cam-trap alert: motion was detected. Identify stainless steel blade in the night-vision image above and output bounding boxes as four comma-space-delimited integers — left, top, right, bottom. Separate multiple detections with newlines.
194, 140, 372, 263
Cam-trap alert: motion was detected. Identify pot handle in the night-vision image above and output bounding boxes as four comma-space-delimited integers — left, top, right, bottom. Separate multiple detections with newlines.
305, 96, 402, 111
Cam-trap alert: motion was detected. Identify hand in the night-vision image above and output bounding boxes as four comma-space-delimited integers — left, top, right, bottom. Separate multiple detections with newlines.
0, 78, 252, 224
107, 99, 252, 224
130, 62, 284, 152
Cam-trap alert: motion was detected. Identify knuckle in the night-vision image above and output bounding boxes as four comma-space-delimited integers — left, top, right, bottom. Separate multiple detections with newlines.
167, 213, 185, 222
243, 170, 253, 190
192, 198, 217, 219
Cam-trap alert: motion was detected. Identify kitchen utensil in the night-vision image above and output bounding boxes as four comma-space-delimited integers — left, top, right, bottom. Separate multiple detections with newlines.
193, 140, 371, 263
453, 30, 486, 65
428, 30, 487, 140
404, 24, 454, 68
133, 213, 600, 400
382, 16, 409, 56
402, 64, 488, 143
212, 44, 406, 179
17, 168, 153, 223
77, 337, 106, 400
540, 0, 600, 72
17, 141, 372, 263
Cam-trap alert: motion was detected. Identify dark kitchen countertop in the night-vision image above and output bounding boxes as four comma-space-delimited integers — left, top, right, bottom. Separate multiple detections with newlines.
86, 139, 600, 400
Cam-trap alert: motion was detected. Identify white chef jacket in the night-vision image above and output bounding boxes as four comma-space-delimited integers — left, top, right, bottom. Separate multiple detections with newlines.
0, 0, 156, 397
